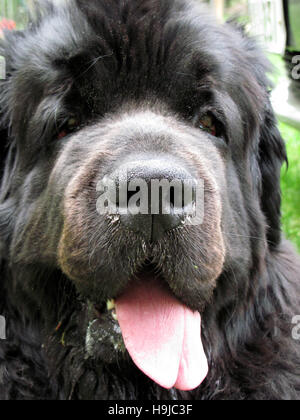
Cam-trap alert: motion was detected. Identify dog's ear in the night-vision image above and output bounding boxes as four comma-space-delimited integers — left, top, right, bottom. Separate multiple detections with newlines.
258, 98, 287, 248
233, 26, 288, 249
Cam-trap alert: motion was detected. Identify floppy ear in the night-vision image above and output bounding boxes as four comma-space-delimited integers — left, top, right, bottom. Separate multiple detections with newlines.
258, 99, 287, 248
232, 24, 288, 249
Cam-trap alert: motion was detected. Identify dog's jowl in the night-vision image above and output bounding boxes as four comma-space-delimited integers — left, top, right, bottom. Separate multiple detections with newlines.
0, 0, 299, 400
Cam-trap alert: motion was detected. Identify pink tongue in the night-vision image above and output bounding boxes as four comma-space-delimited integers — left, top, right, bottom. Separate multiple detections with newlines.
115, 277, 208, 390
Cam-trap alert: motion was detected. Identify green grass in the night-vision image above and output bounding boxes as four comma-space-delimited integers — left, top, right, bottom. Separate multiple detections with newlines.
280, 122, 300, 251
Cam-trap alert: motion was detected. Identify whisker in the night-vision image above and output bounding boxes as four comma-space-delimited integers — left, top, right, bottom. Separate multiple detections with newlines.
76, 53, 114, 79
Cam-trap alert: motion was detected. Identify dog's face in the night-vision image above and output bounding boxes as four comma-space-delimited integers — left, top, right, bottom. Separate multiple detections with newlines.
0, 0, 287, 392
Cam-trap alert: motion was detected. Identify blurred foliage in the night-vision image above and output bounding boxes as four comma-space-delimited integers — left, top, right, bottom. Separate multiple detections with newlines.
0, 0, 28, 28
288, 0, 300, 51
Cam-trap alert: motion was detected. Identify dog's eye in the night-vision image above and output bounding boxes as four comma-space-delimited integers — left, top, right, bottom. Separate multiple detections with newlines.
195, 112, 224, 138
196, 113, 217, 136
57, 117, 78, 140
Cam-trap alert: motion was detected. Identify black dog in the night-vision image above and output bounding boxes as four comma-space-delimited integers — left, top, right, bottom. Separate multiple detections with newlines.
0, 0, 299, 400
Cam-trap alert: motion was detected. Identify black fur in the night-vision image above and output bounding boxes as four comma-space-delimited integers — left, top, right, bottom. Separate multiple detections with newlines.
0, 0, 299, 400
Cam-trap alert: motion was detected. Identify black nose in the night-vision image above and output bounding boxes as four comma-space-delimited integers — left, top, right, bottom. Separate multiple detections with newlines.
110, 158, 196, 241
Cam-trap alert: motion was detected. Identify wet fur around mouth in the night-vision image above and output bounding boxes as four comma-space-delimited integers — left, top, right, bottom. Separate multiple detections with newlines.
0, 0, 300, 400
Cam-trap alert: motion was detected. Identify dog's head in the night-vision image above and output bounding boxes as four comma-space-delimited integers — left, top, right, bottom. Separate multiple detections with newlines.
0, 0, 287, 392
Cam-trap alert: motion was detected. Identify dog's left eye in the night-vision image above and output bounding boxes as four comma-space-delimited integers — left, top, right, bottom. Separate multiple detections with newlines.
194, 112, 224, 138
57, 117, 79, 140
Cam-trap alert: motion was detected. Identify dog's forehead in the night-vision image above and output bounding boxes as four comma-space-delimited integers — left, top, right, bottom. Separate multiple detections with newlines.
21, 1, 225, 89
6, 0, 267, 144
